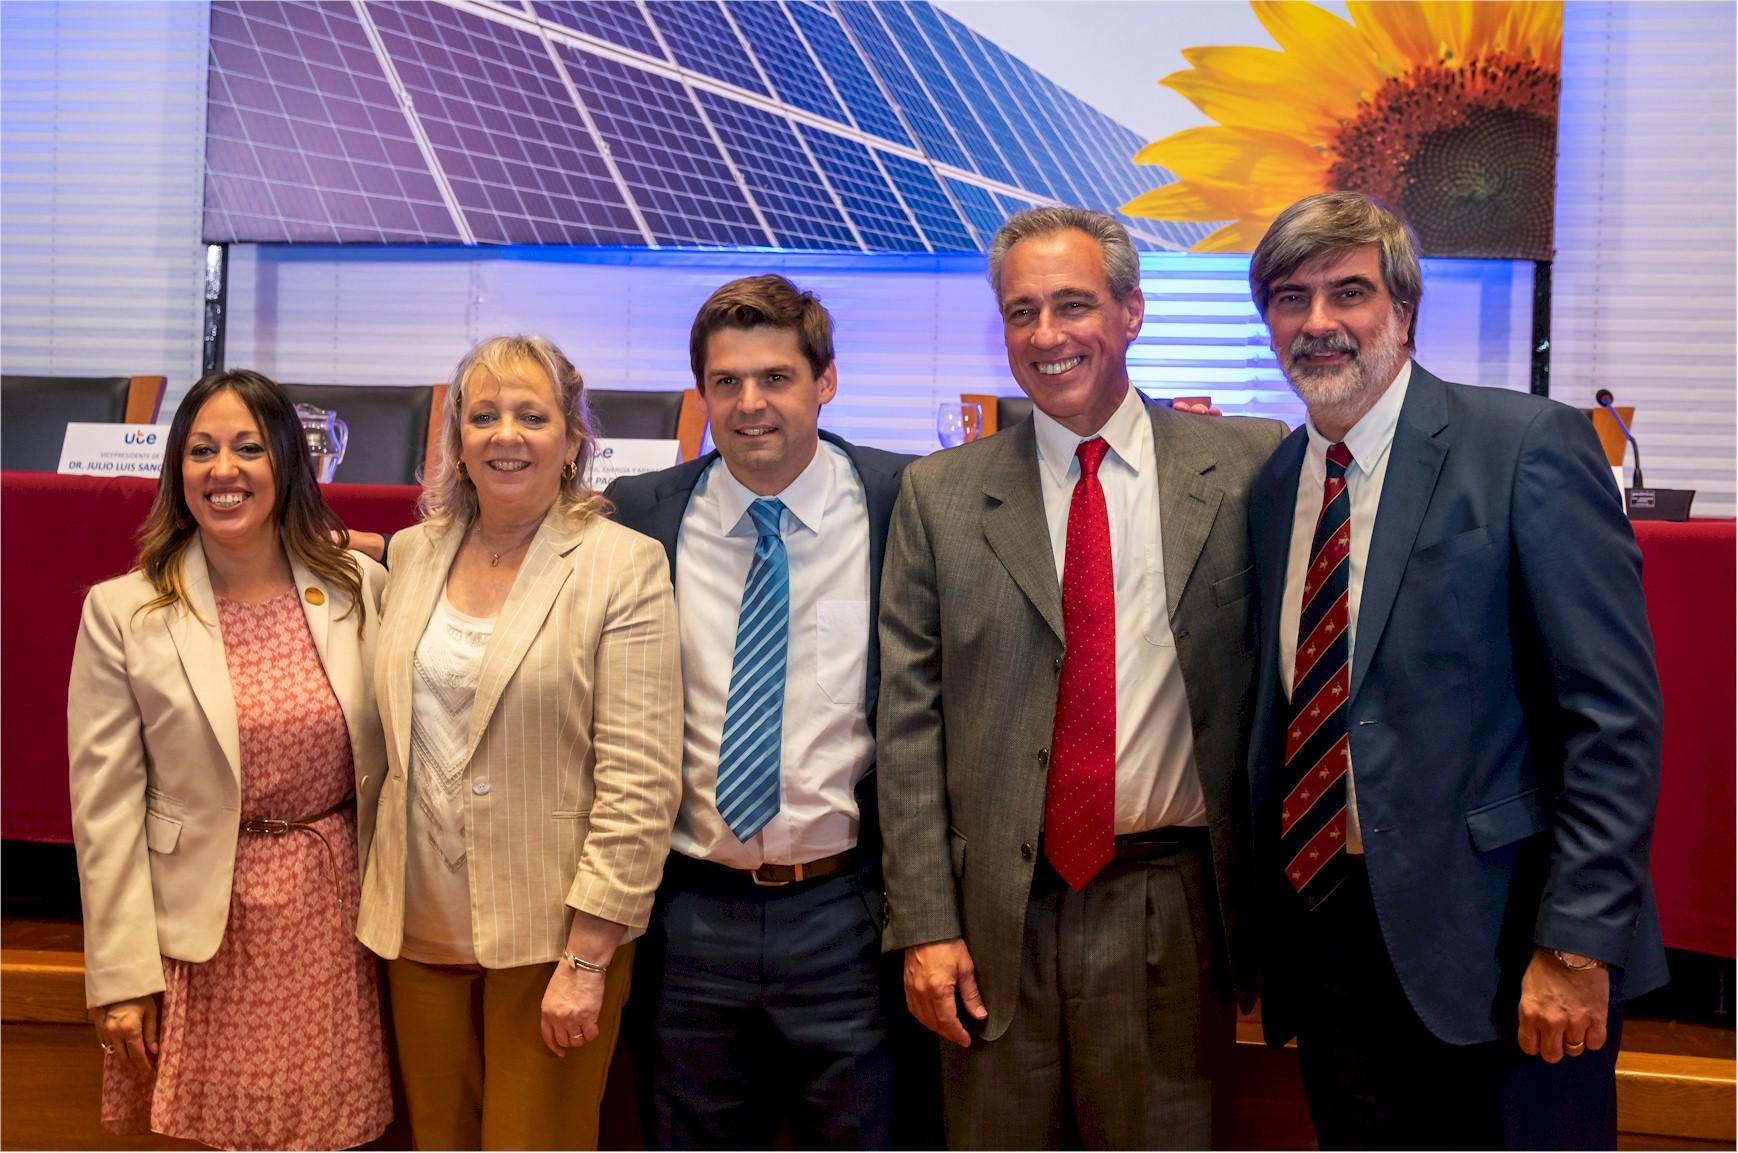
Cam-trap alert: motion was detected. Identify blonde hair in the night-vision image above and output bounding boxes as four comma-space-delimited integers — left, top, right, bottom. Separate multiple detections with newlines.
419, 334, 609, 528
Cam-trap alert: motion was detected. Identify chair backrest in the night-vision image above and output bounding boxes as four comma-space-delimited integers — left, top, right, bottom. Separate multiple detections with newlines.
588, 388, 708, 461
1, 375, 167, 472
1582, 406, 1635, 468
962, 392, 1034, 438
280, 383, 437, 485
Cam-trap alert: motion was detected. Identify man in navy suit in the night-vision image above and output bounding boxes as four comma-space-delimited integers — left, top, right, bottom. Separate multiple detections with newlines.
1244, 192, 1666, 1149
605, 274, 934, 1149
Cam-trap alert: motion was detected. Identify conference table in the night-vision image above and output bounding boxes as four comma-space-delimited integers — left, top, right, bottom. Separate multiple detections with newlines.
3, 471, 1732, 958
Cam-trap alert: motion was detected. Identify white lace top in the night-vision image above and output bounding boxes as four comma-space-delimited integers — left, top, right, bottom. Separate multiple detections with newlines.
401, 592, 494, 964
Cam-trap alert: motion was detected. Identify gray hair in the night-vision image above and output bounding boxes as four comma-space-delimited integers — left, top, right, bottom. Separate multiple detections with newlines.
419, 333, 607, 529
988, 206, 1141, 301
1249, 191, 1423, 347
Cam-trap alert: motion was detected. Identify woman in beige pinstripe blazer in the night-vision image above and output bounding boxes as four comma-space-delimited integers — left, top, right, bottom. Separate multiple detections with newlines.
356, 335, 681, 1150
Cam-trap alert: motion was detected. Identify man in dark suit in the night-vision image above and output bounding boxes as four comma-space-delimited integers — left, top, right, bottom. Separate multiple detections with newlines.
877, 207, 1284, 1148
605, 274, 934, 1149
1245, 191, 1667, 1148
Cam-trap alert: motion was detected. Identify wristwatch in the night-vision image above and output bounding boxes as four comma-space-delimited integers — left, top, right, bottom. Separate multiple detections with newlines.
1550, 948, 1605, 971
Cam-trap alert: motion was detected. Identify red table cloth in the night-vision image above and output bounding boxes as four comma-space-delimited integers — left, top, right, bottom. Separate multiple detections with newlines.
2, 471, 419, 845
3, 473, 1732, 957
1632, 519, 1735, 959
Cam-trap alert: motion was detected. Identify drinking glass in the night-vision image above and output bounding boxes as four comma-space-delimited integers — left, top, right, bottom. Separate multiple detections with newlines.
936, 401, 983, 448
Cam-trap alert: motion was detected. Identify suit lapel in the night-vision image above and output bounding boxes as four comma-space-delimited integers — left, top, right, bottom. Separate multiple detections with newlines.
168, 540, 241, 783
292, 555, 364, 771
1150, 403, 1224, 618
836, 434, 904, 715
644, 454, 713, 578
291, 556, 331, 669
981, 419, 1064, 643
1351, 366, 1450, 700
1258, 430, 1309, 672
465, 508, 584, 761
385, 524, 462, 779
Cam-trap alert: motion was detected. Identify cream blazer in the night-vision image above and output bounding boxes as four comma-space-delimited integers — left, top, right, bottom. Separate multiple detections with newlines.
356, 507, 682, 968
68, 542, 387, 1009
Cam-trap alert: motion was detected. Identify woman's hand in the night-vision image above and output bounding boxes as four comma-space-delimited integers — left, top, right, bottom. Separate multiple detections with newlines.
93, 995, 159, 1074
539, 964, 605, 1057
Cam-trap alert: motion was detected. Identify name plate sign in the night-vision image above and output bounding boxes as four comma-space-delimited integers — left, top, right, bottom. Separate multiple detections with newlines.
58, 423, 173, 477
591, 439, 680, 487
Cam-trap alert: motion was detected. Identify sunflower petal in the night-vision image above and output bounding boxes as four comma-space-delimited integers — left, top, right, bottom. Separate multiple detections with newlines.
1163, 69, 1340, 139
1192, 219, 1278, 254
1140, 126, 1330, 190
1499, 1, 1562, 63
1250, 0, 1384, 90
1122, 183, 1234, 222
1347, 0, 1441, 72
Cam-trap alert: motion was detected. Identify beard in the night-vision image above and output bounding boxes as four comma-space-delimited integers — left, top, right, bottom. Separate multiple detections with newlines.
1282, 309, 1410, 416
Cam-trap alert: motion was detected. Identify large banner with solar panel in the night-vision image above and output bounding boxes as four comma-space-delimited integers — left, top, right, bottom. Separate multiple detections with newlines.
204, 0, 1560, 260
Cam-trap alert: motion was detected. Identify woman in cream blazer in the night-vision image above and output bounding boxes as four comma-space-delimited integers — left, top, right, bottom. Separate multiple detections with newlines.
69, 369, 391, 1149
357, 335, 681, 1151
73, 547, 387, 1000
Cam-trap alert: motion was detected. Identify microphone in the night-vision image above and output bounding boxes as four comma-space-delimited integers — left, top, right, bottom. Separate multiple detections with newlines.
1594, 389, 1644, 487
1593, 390, 1695, 520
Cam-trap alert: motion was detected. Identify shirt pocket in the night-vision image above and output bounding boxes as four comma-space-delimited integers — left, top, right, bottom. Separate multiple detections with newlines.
815, 599, 869, 706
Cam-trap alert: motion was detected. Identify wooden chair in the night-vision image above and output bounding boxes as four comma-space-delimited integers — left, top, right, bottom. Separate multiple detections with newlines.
961, 393, 1033, 438
0, 375, 167, 472
1585, 405, 1636, 468
588, 387, 708, 462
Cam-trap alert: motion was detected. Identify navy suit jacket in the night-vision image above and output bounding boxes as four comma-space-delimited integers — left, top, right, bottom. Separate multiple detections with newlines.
603, 430, 914, 915
1247, 365, 1668, 1047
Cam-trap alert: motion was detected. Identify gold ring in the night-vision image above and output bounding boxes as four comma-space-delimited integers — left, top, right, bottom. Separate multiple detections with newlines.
1565, 1040, 1586, 1053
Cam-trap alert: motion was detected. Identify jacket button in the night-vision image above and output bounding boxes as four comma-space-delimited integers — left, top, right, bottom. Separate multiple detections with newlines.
472, 781, 491, 796
1052, 656, 1062, 672
1037, 748, 1049, 766
1021, 843, 1034, 860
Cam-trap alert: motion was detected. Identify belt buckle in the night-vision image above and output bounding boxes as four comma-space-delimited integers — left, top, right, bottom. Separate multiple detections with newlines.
251, 818, 291, 835
750, 862, 802, 887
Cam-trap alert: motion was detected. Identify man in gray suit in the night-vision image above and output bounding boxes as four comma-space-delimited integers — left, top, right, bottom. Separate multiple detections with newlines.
878, 206, 1284, 1148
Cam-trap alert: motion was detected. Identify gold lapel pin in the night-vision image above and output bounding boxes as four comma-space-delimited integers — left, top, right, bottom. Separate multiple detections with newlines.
304, 587, 326, 606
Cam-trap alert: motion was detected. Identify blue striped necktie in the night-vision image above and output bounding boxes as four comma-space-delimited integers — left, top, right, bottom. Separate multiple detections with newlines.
715, 497, 789, 842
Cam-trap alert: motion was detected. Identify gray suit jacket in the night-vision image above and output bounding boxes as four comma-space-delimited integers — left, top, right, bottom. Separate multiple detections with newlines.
877, 398, 1284, 1039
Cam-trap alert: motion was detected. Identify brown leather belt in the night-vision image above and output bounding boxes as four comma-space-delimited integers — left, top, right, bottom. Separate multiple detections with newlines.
240, 796, 355, 907
673, 847, 857, 889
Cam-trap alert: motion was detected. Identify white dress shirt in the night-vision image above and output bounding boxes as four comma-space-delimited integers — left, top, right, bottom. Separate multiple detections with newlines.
1279, 360, 1413, 853
672, 441, 875, 868
1033, 385, 1206, 832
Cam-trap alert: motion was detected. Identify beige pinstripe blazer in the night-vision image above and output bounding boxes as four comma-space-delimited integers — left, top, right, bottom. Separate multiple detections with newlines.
356, 505, 682, 968
68, 542, 386, 1008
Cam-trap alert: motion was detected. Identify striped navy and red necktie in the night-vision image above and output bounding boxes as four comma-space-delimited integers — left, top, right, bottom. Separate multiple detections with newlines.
1280, 441, 1354, 908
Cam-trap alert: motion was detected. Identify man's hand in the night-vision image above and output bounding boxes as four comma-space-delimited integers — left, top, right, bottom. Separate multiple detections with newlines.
904, 938, 987, 1047
344, 530, 387, 563
1517, 947, 1609, 1063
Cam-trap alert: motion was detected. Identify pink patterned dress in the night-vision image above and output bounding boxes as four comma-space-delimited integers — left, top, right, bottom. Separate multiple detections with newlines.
102, 590, 392, 1150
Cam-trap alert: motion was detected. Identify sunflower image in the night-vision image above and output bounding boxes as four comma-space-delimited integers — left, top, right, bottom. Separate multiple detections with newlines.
1124, 1, 1562, 259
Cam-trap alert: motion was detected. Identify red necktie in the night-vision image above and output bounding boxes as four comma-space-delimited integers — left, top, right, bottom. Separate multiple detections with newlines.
1046, 437, 1116, 890
1280, 442, 1354, 907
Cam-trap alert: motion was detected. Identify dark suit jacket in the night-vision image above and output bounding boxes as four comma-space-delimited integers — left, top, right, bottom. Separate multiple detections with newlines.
1248, 364, 1669, 1047
877, 400, 1286, 1038
604, 430, 914, 910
